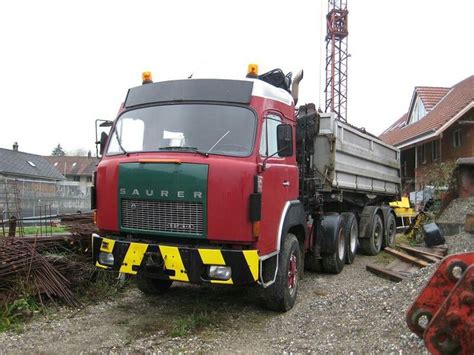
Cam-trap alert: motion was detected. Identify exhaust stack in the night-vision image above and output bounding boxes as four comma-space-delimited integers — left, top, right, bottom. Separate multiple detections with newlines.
291, 70, 304, 105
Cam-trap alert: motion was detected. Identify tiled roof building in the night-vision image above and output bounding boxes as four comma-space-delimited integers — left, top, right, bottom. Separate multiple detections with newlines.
379, 75, 474, 191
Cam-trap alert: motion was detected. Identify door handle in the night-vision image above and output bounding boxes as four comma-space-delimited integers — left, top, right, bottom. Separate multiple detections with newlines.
282, 181, 290, 187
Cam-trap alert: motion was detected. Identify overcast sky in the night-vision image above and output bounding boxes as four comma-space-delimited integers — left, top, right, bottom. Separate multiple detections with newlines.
1, 0, 472, 155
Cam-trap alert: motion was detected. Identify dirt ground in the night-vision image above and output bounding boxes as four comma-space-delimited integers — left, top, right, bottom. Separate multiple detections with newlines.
1, 231, 473, 353
0, 255, 425, 353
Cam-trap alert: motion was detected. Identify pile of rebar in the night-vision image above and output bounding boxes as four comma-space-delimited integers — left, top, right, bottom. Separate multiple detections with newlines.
0, 237, 80, 307
61, 212, 96, 240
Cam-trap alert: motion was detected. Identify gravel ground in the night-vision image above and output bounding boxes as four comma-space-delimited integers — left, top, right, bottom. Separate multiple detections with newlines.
0, 231, 472, 354
437, 196, 474, 224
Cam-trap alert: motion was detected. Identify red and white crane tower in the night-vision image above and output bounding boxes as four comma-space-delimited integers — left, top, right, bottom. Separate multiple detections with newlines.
324, 0, 349, 122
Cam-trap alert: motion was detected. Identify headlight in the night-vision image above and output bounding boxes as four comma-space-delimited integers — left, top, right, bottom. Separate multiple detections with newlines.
207, 265, 232, 280
98, 252, 114, 266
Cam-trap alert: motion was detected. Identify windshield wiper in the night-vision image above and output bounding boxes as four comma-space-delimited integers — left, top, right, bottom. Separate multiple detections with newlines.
207, 131, 230, 155
158, 146, 208, 157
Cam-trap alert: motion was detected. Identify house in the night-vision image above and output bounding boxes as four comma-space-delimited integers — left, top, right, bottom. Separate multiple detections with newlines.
0, 143, 65, 218
379, 75, 474, 192
44, 154, 98, 196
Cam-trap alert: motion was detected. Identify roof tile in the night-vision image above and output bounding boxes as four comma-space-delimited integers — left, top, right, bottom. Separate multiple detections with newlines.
379, 75, 474, 146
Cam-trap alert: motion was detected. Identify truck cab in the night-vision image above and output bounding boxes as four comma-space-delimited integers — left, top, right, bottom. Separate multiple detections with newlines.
93, 67, 307, 311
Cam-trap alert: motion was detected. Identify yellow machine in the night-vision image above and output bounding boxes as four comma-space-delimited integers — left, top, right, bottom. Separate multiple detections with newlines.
389, 197, 417, 229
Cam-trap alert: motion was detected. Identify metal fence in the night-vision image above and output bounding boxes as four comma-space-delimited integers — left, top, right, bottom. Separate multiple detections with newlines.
0, 177, 91, 220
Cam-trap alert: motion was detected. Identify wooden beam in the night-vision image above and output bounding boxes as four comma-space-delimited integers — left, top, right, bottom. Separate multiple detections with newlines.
384, 247, 430, 268
366, 264, 405, 282
398, 244, 443, 263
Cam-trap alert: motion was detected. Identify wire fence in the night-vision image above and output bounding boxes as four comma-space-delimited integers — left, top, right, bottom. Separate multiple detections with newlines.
0, 177, 91, 222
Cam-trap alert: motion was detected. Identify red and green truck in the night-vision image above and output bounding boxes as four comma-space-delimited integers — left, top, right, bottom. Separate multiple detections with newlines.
92, 66, 400, 311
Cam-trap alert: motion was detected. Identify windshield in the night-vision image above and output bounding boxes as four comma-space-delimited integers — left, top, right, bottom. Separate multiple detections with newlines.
107, 104, 256, 157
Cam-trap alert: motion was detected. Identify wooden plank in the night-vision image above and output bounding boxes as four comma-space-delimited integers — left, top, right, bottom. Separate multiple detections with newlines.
414, 245, 447, 257
398, 244, 443, 263
431, 246, 448, 256
387, 259, 419, 275
384, 247, 430, 268
366, 264, 405, 282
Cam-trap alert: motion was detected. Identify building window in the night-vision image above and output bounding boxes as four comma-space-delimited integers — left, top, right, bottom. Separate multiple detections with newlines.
453, 129, 461, 148
409, 96, 427, 124
418, 144, 426, 165
432, 140, 440, 161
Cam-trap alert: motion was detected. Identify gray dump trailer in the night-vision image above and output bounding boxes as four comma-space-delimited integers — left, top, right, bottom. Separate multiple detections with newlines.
298, 108, 401, 260
315, 113, 400, 196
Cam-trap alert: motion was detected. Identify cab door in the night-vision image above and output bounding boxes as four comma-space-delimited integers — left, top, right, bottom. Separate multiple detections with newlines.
257, 113, 295, 255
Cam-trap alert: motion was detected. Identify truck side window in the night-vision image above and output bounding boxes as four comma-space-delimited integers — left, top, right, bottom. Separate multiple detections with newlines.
260, 114, 282, 157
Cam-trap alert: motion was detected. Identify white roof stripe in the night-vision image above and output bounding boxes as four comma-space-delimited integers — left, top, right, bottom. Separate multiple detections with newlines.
246, 78, 294, 106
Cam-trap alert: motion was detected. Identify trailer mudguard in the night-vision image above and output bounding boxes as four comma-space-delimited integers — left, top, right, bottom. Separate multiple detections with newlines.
359, 206, 383, 239
320, 213, 343, 254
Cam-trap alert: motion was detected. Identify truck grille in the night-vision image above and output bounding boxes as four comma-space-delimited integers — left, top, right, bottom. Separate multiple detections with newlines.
121, 199, 204, 235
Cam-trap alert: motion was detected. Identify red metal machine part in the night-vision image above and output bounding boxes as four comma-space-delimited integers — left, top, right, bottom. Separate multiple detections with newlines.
406, 252, 474, 354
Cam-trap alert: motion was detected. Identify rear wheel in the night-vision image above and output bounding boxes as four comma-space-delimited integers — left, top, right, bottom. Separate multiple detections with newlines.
383, 212, 397, 249
136, 272, 173, 295
263, 233, 301, 312
341, 212, 358, 264
360, 213, 384, 256
322, 216, 345, 274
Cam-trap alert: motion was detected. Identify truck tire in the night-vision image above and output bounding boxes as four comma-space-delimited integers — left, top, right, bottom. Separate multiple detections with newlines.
136, 272, 173, 295
341, 212, 358, 264
360, 213, 384, 256
263, 233, 301, 312
383, 212, 397, 249
321, 216, 345, 274
305, 252, 323, 272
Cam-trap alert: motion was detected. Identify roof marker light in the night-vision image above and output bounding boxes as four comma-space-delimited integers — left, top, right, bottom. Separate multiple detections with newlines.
246, 64, 259, 78
142, 71, 153, 84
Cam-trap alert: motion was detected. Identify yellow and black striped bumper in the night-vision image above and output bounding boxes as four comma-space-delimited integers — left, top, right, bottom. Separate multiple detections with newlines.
92, 235, 259, 285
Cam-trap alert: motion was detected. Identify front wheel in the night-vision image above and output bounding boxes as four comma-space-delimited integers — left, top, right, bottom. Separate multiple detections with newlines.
136, 272, 173, 295
263, 233, 301, 312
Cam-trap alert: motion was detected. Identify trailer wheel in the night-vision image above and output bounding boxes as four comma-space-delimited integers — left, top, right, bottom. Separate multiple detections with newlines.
263, 233, 301, 312
136, 272, 173, 295
322, 217, 345, 274
360, 213, 384, 256
341, 212, 358, 264
383, 212, 397, 249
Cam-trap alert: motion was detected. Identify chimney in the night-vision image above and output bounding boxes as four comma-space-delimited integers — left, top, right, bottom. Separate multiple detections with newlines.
13, 142, 18, 151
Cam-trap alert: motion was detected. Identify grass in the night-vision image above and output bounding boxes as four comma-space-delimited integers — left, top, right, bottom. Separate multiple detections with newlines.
77, 271, 130, 304
169, 311, 213, 337
22, 226, 67, 235
395, 232, 419, 247
373, 233, 416, 265
0, 297, 41, 333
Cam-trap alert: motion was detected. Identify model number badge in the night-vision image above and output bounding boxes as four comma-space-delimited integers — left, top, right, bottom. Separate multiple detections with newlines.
168, 223, 195, 230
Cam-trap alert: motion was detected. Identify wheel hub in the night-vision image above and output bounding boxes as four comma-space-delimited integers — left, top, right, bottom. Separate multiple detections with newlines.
288, 253, 298, 295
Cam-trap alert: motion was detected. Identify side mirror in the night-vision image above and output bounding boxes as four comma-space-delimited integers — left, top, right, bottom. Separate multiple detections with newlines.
277, 124, 293, 157
95, 119, 113, 158
99, 132, 109, 156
